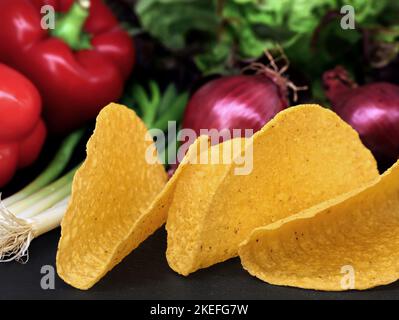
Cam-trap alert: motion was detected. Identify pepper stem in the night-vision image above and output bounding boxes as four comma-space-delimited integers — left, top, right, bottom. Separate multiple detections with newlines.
51, 0, 91, 50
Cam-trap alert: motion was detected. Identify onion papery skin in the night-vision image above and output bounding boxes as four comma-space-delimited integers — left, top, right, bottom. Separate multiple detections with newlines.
324, 66, 399, 162
182, 75, 288, 141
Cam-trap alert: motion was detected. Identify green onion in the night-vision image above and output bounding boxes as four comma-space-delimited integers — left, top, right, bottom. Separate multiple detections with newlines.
0, 197, 70, 263
2, 129, 84, 207
31, 197, 70, 238
0, 130, 84, 263
11, 165, 78, 219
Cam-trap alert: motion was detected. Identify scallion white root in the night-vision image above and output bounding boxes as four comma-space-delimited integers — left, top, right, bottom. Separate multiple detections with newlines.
0, 129, 84, 263
0, 167, 75, 262
0, 197, 69, 263
0, 168, 76, 263
0, 202, 33, 263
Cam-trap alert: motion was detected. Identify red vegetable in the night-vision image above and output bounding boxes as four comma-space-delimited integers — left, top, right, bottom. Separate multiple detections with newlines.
0, 0, 135, 134
0, 64, 46, 188
323, 66, 399, 162
165, 72, 292, 176
183, 74, 289, 141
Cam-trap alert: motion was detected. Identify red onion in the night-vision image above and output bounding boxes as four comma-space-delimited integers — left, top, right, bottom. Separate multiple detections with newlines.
323, 66, 399, 162
183, 74, 289, 140
166, 72, 292, 176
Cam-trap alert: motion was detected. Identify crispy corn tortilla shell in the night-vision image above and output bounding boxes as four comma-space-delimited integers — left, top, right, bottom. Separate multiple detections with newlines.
239, 161, 399, 291
166, 104, 379, 276
57, 103, 175, 290
56, 102, 226, 290
166, 137, 248, 274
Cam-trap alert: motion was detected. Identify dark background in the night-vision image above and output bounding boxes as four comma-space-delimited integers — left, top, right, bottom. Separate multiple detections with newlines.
1, 227, 399, 300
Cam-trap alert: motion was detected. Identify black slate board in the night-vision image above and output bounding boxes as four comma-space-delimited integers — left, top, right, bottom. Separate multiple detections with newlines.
1, 227, 399, 300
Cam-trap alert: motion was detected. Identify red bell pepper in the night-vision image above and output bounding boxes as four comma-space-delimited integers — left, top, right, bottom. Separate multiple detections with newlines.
0, 0, 135, 134
0, 64, 46, 188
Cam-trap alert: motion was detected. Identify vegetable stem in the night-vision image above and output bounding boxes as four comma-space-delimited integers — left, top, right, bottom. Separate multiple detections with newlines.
7, 165, 78, 216
31, 197, 70, 237
15, 181, 72, 219
152, 92, 189, 131
2, 129, 84, 207
132, 84, 151, 116
145, 80, 161, 127
132, 81, 162, 128
157, 84, 177, 115
50, 0, 92, 50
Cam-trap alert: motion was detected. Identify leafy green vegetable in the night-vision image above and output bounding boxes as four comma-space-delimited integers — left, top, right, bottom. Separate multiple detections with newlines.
135, 0, 219, 50
135, 0, 394, 77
